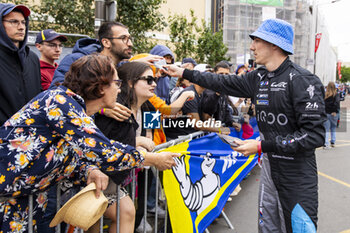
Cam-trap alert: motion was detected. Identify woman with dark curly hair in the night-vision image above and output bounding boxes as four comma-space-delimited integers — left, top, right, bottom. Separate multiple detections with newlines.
0, 54, 179, 233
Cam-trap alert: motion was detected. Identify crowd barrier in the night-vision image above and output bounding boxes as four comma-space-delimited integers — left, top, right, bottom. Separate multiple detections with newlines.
25, 126, 260, 233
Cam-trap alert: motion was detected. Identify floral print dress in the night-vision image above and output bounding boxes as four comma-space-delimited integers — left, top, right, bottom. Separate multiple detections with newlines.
0, 86, 144, 233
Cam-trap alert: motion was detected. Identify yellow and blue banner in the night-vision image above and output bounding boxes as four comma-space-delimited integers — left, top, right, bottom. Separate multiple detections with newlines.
162, 120, 260, 233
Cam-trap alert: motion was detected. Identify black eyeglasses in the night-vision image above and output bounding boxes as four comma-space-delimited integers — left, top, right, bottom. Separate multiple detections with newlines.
137, 76, 157, 85
113, 79, 122, 88
106, 35, 133, 44
3, 19, 26, 27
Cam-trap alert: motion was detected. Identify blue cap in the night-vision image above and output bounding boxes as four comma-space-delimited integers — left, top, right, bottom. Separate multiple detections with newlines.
249, 18, 294, 55
3, 4, 30, 18
235, 64, 246, 74
35, 29, 67, 44
182, 57, 197, 66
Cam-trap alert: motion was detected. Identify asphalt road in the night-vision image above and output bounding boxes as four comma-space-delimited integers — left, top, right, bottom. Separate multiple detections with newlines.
208, 97, 350, 233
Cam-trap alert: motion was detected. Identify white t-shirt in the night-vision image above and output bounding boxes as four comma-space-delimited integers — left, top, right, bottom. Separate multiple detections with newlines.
228, 96, 245, 113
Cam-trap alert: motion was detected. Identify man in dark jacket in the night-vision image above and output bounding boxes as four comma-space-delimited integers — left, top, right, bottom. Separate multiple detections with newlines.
0, 3, 41, 125
166, 19, 326, 233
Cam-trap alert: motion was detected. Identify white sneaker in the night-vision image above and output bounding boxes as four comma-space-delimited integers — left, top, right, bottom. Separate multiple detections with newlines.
148, 205, 166, 218
136, 216, 152, 232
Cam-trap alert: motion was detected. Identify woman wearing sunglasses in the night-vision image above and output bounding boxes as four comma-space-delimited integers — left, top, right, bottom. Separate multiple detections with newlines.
0, 55, 179, 233
94, 61, 164, 233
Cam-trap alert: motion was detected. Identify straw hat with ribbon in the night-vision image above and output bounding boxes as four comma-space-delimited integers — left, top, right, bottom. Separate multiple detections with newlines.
49, 182, 108, 231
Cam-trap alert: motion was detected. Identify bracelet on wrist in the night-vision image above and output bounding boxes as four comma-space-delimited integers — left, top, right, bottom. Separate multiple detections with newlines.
99, 108, 105, 115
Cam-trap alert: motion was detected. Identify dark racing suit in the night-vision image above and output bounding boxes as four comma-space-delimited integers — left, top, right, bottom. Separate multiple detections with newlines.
182, 57, 326, 233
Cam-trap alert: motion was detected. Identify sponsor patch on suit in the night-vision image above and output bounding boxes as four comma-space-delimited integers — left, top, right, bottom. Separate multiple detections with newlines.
256, 100, 269, 105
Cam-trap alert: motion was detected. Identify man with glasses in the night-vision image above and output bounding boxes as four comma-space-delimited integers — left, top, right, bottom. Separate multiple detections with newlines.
0, 3, 41, 126
50, 21, 154, 121
51, 21, 134, 89
35, 29, 67, 90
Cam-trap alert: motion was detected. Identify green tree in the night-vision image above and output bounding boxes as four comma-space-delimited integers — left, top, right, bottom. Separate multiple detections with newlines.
116, 0, 167, 53
168, 9, 198, 60
5, 0, 166, 51
3, 0, 95, 46
168, 10, 229, 65
3, 0, 31, 5
338, 66, 350, 83
196, 20, 229, 66
30, 0, 95, 37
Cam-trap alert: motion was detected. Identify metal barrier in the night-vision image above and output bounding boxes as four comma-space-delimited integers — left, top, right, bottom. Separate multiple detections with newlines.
25, 131, 234, 233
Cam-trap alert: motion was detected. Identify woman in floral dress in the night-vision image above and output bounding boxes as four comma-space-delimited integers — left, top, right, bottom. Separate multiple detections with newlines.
0, 54, 178, 233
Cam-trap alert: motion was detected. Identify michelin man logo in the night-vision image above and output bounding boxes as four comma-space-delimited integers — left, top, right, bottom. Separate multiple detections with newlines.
143, 110, 161, 129
172, 155, 220, 215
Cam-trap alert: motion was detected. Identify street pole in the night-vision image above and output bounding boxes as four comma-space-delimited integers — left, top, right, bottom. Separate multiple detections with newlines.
94, 0, 117, 36
243, 0, 248, 64
313, 0, 318, 75
94, 0, 106, 37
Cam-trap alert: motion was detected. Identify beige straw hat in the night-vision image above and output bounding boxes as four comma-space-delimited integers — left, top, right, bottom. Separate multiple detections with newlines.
49, 182, 108, 231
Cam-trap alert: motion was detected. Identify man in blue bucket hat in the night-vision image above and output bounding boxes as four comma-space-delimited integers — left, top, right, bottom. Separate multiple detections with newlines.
165, 18, 326, 233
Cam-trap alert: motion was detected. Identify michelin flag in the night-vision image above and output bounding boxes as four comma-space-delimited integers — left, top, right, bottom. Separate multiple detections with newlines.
161, 120, 260, 233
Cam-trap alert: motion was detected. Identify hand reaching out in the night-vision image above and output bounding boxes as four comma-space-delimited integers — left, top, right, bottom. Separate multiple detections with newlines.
143, 151, 181, 171
233, 139, 259, 156
104, 102, 132, 121
131, 55, 164, 66
136, 136, 155, 152
164, 65, 185, 77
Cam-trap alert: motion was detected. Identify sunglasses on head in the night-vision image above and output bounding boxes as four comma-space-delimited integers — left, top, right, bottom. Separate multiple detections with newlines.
137, 75, 157, 85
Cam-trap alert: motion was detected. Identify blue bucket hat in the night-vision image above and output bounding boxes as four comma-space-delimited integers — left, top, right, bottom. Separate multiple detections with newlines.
249, 18, 294, 55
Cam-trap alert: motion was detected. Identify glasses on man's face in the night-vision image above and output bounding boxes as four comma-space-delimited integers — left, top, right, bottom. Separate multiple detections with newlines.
107, 35, 133, 44
3, 19, 26, 27
43, 42, 63, 49
113, 79, 122, 88
138, 75, 157, 85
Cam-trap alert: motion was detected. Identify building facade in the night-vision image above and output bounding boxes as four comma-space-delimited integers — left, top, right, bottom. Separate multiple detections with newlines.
211, 0, 337, 83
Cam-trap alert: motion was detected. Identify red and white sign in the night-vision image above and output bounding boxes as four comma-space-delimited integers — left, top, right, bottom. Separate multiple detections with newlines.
337, 61, 342, 75
315, 33, 322, 53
